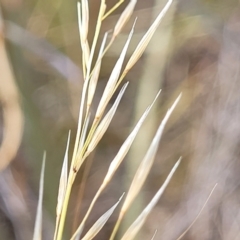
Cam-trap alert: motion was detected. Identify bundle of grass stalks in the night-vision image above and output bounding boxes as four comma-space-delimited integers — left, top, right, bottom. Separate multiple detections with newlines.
33, 0, 181, 239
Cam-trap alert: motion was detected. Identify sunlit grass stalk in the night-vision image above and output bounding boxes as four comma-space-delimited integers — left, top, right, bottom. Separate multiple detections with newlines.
54, 0, 176, 239
102, 0, 124, 20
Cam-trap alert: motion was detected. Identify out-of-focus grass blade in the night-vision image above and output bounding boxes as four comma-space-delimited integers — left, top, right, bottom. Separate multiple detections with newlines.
77, 194, 124, 240
33, 152, 46, 240
120, 159, 181, 240
86, 83, 128, 154
54, 132, 71, 239
150, 230, 158, 240
176, 183, 218, 240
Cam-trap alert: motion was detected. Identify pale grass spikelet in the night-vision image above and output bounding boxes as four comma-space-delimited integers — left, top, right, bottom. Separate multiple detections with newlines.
33, 152, 46, 240
109, 93, 181, 240
76, 194, 124, 240
86, 82, 128, 155
120, 93, 181, 213
51, 0, 180, 239
71, 76, 88, 164
77, 2, 82, 38
54, 131, 71, 240
80, 0, 89, 42
71, 0, 107, 166
90, 0, 137, 73
77, 1, 90, 71
120, 159, 181, 240
103, 91, 161, 185
56, 131, 70, 217
121, 0, 173, 80
70, 92, 160, 239
94, 22, 135, 122
79, 113, 91, 152
85, 1, 106, 77
87, 33, 108, 114
113, 0, 137, 37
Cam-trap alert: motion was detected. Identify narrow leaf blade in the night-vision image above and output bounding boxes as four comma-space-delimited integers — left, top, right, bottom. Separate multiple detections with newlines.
33, 152, 46, 240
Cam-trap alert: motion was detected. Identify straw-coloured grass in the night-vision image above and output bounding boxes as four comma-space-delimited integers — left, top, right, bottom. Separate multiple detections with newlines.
33, 0, 181, 239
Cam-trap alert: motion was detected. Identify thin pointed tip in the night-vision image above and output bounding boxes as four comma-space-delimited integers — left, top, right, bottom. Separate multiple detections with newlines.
43, 151, 47, 160
176, 92, 182, 102
175, 157, 182, 167
133, 17, 138, 27
119, 192, 125, 202
156, 89, 162, 98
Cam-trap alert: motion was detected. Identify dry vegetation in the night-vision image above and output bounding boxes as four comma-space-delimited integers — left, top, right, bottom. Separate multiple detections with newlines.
1, 0, 240, 239
37, 0, 182, 239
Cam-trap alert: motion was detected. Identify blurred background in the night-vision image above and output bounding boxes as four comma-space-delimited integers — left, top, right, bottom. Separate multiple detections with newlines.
0, 0, 240, 239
